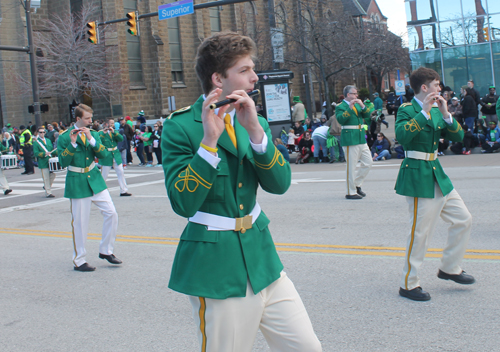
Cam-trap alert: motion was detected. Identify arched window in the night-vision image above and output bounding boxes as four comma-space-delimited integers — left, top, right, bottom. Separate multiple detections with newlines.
244, 2, 257, 37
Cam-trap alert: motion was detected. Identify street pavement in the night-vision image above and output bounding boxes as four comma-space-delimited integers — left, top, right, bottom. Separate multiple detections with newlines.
1, 142, 499, 351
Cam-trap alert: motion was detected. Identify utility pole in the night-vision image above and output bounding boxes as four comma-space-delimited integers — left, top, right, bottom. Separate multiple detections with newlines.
297, 0, 312, 118
25, 0, 42, 128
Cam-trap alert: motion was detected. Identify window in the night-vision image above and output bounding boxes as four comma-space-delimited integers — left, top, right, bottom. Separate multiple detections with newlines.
124, 0, 143, 85
210, 5, 221, 33
408, 24, 440, 51
244, 2, 257, 37
167, 16, 184, 84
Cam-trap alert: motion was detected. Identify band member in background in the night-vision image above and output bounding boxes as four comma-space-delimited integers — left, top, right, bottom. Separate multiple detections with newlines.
58, 104, 122, 272
34, 127, 57, 198
99, 119, 131, 197
396, 67, 474, 302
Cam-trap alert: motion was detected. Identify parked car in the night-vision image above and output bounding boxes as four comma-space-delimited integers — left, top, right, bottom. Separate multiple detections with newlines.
386, 93, 396, 115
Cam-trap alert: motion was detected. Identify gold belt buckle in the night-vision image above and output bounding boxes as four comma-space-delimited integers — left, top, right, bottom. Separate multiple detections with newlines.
84, 166, 90, 173
235, 215, 253, 233
429, 153, 436, 161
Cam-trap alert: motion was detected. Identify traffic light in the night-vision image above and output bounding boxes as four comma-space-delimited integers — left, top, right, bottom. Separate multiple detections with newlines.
484, 27, 489, 41
86, 21, 98, 44
126, 12, 139, 36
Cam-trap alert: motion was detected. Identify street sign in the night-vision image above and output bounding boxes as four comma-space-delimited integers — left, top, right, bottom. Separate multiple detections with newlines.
158, 0, 194, 21
395, 80, 405, 96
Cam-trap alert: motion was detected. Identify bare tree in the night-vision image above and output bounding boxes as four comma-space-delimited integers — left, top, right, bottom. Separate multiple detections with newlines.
17, 3, 120, 103
278, 1, 380, 115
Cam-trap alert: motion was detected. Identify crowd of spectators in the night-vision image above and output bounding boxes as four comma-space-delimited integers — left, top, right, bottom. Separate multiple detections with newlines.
1, 113, 164, 170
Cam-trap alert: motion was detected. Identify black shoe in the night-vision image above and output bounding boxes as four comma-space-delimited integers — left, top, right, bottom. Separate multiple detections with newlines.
314, 157, 319, 163
46, 194, 55, 198
74, 263, 96, 272
120, 192, 132, 197
399, 287, 431, 301
345, 194, 363, 200
4, 189, 12, 195
356, 187, 366, 197
22, 171, 34, 175
329, 159, 335, 164
437, 270, 475, 284
99, 253, 122, 264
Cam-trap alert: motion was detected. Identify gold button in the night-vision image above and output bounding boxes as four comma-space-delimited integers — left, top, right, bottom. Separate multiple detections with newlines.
240, 228, 246, 234
88, 175, 90, 178
406, 165, 408, 167
239, 204, 244, 210
238, 183, 243, 188
438, 126, 441, 129
86, 157, 89, 160
433, 167, 436, 170
434, 142, 436, 145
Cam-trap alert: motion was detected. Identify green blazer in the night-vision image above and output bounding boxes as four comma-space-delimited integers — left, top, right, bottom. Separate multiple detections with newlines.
395, 99, 464, 198
98, 130, 123, 166
336, 100, 371, 146
57, 127, 109, 199
33, 138, 57, 169
162, 95, 291, 299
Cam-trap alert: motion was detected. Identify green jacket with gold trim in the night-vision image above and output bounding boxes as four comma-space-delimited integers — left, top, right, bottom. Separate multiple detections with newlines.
162, 95, 291, 300
336, 100, 371, 146
57, 126, 109, 199
395, 98, 464, 198
98, 130, 123, 166
33, 137, 57, 169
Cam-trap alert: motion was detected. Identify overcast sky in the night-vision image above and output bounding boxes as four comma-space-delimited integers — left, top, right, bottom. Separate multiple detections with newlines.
376, 0, 409, 43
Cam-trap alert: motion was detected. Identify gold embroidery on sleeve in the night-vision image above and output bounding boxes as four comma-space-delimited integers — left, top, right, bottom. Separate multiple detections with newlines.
174, 165, 212, 193
447, 123, 463, 133
342, 111, 350, 118
96, 144, 106, 152
61, 148, 74, 157
254, 147, 286, 170
404, 118, 422, 133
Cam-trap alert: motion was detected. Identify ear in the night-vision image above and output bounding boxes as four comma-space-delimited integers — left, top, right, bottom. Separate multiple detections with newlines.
420, 84, 428, 93
211, 72, 223, 89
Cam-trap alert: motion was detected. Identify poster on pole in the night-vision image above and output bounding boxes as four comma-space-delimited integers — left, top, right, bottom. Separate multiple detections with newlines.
264, 83, 291, 122
395, 80, 405, 96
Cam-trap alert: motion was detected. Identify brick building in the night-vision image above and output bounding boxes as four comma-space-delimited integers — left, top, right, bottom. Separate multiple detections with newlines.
0, 0, 404, 128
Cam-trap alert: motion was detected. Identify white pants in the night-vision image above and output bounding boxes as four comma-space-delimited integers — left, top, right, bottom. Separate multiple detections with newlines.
101, 161, 128, 194
401, 184, 472, 290
70, 189, 118, 267
189, 272, 322, 352
40, 168, 55, 196
0, 168, 9, 190
342, 143, 372, 196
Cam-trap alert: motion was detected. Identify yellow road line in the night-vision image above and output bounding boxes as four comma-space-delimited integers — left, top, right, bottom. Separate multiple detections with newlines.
2, 228, 500, 259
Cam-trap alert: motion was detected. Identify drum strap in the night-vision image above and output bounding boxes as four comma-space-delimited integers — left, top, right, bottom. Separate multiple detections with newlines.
36, 139, 56, 155
37, 139, 50, 154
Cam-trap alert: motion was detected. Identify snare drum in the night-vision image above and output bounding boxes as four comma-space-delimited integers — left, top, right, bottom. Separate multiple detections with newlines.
49, 157, 66, 172
1, 155, 17, 169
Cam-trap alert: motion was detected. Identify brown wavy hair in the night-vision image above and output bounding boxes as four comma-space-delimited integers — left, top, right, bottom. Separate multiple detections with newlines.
195, 32, 257, 95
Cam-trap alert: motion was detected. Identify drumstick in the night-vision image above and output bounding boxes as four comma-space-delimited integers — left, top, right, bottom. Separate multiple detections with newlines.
209, 89, 260, 110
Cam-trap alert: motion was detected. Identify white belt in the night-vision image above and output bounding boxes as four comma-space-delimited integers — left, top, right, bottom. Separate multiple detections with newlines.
341, 125, 362, 130
405, 150, 438, 161
68, 162, 96, 174
107, 147, 117, 151
189, 202, 261, 233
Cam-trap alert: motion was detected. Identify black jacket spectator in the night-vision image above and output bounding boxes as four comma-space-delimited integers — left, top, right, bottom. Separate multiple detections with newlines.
461, 90, 478, 118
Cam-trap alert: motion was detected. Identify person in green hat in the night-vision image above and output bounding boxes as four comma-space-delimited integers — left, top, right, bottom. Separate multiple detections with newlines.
292, 96, 307, 123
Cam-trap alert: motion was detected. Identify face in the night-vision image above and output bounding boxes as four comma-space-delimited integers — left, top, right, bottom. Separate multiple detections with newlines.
38, 130, 45, 136
443, 91, 449, 100
421, 79, 441, 96
304, 132, 311, 139
154, 124, 159, 130
467, 81, 473, 88
490, 88, 496, 95
452, 99, 458, 105
47, 125, 53, 131
215, 55, 258, 97
346, 89, 358, 101
489, 123, 496, 129
377, 134, 383, 139
295, 122, 300, 128
77, 111, 93, 128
